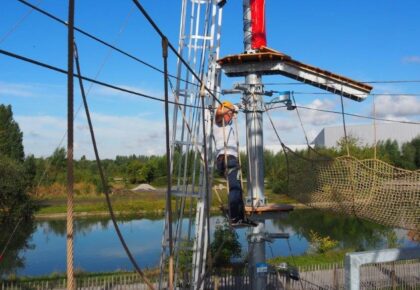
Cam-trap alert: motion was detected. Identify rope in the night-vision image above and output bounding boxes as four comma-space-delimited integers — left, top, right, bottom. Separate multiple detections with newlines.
286, 239, 305, 290
0, 48, 203, 110
0, 0, 43, 44
291, 93, 310, 148
74, 43, 154, 290
196, 108, 256, 290
66, 1, 75, 289
15, 0, 203, 90
162, 37, 174, 290
168, 78, 206, 163
130, 0, 223, 108
233, 117, 245, 195
221, 116, 231, 219
31, 7, 134, 198
264, 105, 292, 198
267, 104, 420, 125
372, 94, 378, 160
339, 89, 350, 156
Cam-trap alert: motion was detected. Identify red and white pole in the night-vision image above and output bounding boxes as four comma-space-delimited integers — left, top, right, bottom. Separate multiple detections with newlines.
250, 0, 266, 50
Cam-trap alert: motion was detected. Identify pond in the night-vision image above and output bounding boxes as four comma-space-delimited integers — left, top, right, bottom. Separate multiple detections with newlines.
1, 209, 418, 277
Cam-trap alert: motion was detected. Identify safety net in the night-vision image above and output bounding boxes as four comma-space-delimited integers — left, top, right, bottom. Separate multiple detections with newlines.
284, 146, 420, 231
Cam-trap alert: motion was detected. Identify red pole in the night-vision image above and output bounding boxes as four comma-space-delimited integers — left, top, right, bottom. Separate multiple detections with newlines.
250, 0, 266, 50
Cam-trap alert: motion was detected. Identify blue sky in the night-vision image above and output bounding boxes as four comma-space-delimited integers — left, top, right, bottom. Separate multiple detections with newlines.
1, 0, 419, 158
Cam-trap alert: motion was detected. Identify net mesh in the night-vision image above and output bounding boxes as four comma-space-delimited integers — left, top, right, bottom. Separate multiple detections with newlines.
284, 146, 420, 231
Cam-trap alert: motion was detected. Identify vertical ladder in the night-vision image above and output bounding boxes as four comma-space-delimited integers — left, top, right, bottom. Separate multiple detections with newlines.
158, 1, 223, 289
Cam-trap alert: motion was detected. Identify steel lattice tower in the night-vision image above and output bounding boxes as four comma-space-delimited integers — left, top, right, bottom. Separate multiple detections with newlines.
159, 1, 223, 289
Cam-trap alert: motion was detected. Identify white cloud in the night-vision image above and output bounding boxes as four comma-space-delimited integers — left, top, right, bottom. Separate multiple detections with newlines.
374, 95, 420, 118
16, 113, 166, 159
272, 118, 297, 131
0, 81, 64, 98
0, 82, 36, 97
402, 56, 420, 64
90, 84, 163, 100
299, 98, 339, 126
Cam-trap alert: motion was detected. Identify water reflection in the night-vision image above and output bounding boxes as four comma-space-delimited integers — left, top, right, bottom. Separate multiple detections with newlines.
0, 217, 36, 276
1, 210, 417, 277
272, 209, 397, 251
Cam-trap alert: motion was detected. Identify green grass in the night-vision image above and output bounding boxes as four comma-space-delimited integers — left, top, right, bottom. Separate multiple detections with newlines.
34, 182, 300, 217
34, 190, 169, 215
268, 249, 351, 268
4, 268, 161, 282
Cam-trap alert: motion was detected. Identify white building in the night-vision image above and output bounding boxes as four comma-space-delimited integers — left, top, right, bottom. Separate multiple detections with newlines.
312, 123, 420, 148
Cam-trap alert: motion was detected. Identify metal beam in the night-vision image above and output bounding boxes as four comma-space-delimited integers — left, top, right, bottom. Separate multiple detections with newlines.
218, 48, 373, 102
221, 59, 371, 101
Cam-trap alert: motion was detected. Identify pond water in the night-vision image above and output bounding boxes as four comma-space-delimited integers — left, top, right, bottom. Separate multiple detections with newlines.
2, 209, 418, 277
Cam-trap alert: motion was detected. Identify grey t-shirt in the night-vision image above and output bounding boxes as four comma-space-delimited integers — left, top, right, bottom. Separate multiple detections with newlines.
213, 121, 238, 157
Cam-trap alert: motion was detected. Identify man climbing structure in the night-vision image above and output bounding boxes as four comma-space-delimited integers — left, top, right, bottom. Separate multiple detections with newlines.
214, 101, 254, 226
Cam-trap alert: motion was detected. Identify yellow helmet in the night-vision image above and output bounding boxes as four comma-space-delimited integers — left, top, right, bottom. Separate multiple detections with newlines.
220, 100, 234, 110
215, 100, 235, 124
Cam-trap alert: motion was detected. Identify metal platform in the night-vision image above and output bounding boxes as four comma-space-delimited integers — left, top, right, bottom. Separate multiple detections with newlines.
245, 203, 294, 220
218, 47, 372, 102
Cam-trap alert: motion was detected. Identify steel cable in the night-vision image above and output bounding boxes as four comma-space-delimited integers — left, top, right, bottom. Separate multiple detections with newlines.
130, 0, 223, 108
15, 0, 201, 89
0, 48, 204, 110
74, 42, 155, 290
267, 102, 420, 125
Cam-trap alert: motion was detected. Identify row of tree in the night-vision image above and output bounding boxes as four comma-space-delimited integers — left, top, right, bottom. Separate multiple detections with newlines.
1, 103, 419, 199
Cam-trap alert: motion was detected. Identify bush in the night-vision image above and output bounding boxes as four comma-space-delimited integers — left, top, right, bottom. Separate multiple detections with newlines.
271, 179, 288, 194
210, 223, 241, 268
308, 230, 338, 254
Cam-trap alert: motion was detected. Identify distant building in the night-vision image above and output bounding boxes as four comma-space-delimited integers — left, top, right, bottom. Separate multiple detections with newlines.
312, 123, 420, 148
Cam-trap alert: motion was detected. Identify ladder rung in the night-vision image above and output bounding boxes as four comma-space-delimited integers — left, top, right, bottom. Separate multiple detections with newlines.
190, 35, 212, 40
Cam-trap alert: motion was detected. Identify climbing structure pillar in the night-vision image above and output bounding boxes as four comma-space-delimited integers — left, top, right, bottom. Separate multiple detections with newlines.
243, 0, 266, 208
243, 1, 267, 289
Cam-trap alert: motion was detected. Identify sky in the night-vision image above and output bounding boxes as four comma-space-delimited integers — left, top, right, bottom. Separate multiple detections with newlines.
1, 0, 419, 159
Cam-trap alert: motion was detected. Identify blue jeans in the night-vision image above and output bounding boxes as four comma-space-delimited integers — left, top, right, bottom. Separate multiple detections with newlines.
216, 155, 245, 221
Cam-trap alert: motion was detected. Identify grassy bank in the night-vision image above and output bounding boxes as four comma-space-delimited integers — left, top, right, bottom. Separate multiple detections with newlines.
33, 183, 299, 217
268, 249, 350, 268
34, 190, 168, 216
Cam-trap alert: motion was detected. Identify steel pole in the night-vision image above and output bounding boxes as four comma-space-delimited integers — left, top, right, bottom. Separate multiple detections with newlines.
243, 1, 267, 289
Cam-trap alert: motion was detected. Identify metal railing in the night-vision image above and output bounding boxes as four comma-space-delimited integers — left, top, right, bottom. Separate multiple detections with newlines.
345, 247, 420, 290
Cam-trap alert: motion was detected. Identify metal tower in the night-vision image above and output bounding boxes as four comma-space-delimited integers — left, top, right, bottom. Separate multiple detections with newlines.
159, 0, 223, 288
217, 1, 372, 289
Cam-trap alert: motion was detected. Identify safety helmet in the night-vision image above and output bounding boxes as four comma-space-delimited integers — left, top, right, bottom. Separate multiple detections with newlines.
215, 100, 235, 125
220, 101, 234, 110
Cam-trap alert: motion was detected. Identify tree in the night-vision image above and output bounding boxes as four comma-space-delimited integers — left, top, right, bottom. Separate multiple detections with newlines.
24, 154, 37, 190
0, 105, 24, 162
409, 136, 420, 168
125, 159, 142, 184
0, 104, 34, 221
210, 223, 241, 268
0, 155, 33, 222
47, 147, 67, 184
